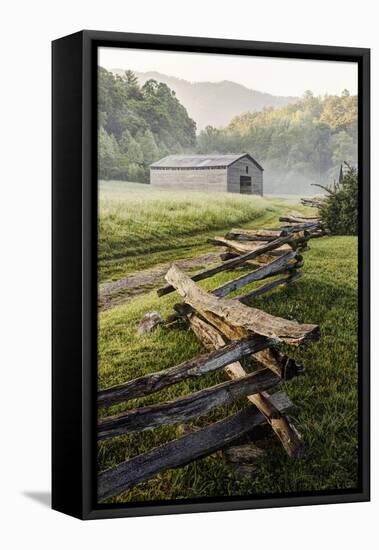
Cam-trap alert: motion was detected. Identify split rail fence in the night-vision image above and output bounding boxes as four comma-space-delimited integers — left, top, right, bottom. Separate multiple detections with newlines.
97, 213, 325, 502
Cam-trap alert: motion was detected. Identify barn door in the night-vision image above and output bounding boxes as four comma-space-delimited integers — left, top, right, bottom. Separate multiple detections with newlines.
239, 176, 251, 194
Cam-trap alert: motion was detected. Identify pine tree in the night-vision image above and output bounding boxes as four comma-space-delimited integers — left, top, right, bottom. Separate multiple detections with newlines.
138, 129, 160, 166
98, 127, 119, 179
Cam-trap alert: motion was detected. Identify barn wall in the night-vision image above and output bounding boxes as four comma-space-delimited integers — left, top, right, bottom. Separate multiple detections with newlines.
150, 168, 228, 191
227, 158, 263, 195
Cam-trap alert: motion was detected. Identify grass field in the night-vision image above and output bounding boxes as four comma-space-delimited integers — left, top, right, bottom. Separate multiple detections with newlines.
97, 181, 358, 503
98, 181, 303, 282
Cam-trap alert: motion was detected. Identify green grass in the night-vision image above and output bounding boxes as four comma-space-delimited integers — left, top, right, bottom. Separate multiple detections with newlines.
98, 181, 309, 282
98, 223, 358, 503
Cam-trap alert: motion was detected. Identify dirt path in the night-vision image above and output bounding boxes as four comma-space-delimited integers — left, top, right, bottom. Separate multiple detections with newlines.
99, 252, 221, 311
98, 207, 312, 312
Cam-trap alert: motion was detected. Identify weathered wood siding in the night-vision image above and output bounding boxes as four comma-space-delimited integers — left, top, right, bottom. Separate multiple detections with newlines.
150, 167, 228, 191
150, 157, 263, 195
227, 158, 263, 195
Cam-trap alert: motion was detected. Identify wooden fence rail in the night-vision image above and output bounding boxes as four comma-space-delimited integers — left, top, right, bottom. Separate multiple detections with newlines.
157, 233, 303, 297
98, 391, 292, 502
98, 367, 283, 439
211, 249, 300, 298
301, 197, 323, 208
187, 314, 305, 458
97, 211, 325, 501
98, 334, 276, 408
165, 264, 319, 345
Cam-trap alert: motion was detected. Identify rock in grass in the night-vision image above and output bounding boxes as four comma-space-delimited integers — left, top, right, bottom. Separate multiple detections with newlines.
137, 311, 163, 335
233, 463, 259, 480
223, 441, 268, 479
224, 442, 266, 464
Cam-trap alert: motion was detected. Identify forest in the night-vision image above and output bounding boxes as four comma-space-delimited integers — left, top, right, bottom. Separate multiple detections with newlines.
98, 67, 196, 181
98, 67, 357, 193
197, 90, 357, 193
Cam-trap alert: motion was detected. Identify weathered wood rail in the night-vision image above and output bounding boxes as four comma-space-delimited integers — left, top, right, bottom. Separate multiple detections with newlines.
98, 367, 282, 439
98, 334, 275, 407
98, 392, 292, 502
166, 264, 319, 345
157, 233, 302, 297
300, 197, 323, 209
97, 212, 325, 501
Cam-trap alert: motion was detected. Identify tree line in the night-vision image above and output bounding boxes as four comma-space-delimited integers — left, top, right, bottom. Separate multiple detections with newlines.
197, 90, 357, 192
99, 68, 357, 193
98, 67, 196, 181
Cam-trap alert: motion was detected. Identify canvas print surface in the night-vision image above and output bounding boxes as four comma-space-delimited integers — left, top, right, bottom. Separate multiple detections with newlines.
96, 46, 359, 505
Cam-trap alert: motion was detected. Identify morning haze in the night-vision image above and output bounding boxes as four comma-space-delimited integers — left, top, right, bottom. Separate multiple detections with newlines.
99, 47, 358, 97
98, 47, 358, 194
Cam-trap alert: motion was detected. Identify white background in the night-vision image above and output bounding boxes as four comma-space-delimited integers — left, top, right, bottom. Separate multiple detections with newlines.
1, 0, 376, 548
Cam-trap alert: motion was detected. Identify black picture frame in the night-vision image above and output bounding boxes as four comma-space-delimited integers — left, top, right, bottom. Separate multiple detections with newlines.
52, 30, 370, 520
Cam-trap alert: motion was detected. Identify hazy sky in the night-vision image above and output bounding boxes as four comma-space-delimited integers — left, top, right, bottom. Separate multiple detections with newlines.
99, 47, 358, 97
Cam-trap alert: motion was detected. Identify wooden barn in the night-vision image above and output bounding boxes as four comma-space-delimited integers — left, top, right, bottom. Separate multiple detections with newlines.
150, 154, 263, 195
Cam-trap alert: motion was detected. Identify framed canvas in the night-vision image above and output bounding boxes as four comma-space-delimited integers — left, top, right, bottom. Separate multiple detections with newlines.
52, 30, 370, 520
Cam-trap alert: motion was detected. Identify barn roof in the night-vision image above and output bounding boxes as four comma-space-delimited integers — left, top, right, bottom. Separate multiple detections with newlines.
150, 153, 263, 171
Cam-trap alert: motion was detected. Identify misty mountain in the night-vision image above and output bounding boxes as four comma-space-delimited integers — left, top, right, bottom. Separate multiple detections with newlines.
112, 69, 298, 130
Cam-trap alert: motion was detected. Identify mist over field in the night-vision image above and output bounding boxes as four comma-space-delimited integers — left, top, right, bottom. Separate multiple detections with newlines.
260, 165, 327, 196
99, 67, 357, 195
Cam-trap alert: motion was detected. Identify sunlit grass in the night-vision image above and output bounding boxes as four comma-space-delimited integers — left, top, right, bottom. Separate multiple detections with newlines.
98, 181, 303, 282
